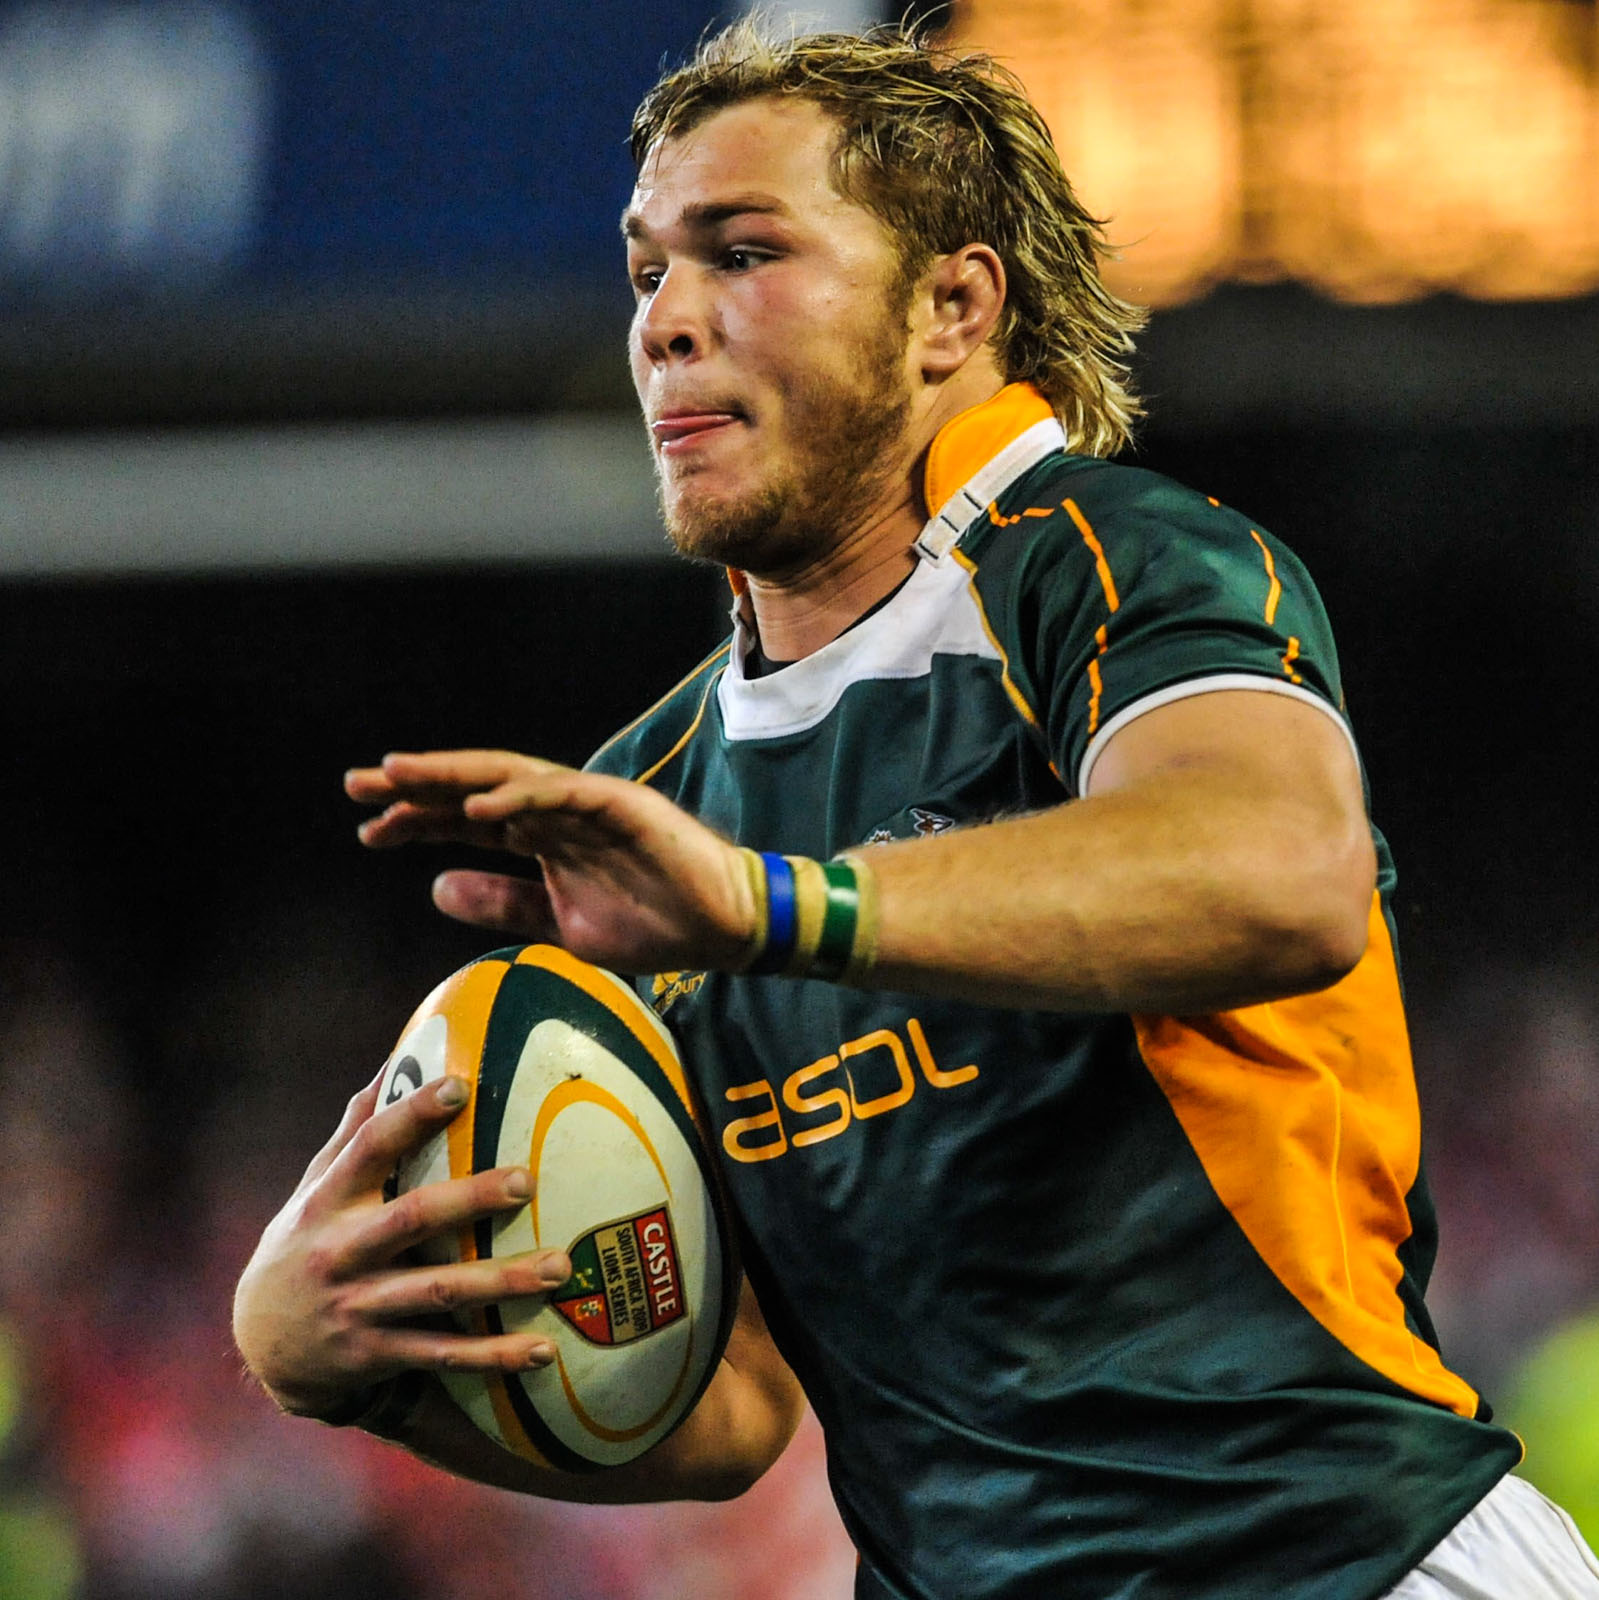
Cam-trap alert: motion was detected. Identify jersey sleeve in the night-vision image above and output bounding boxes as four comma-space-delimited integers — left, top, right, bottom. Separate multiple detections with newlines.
993, 470, 1352, 796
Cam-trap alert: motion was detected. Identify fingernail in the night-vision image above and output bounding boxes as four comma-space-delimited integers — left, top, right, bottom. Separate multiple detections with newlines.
527, 1343, 556, 1368
539, 1253, 572, 1287
436, 1077, 468, 1109
504, 1169, 530, 1199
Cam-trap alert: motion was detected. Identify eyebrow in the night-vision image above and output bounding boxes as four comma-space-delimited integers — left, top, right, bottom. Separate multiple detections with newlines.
620, 195, 792, 240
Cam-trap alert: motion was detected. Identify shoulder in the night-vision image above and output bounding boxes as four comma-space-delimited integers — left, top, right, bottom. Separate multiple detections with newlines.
960, 454, 1330, 643
961, 453, 1271, 583
585, 638, 733, 784
948, 454, 1347, 774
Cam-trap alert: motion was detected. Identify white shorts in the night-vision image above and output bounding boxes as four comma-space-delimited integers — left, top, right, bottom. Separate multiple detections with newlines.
1380, 1474, 1599, 1599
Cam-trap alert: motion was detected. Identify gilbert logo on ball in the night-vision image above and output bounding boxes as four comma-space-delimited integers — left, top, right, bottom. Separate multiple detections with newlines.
376, 945, 736, 1472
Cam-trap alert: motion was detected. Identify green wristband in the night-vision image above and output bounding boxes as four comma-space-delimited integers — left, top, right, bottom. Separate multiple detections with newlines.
738, 850, 879, 983
809, 860, 862, 981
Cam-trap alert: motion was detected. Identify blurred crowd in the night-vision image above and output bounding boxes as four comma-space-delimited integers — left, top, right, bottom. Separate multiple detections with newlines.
0, 902, 858, 1600
1, 898, 1595, 1599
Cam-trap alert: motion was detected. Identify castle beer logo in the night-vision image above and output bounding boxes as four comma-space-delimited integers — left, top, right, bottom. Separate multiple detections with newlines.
552, 1207, 685, 1345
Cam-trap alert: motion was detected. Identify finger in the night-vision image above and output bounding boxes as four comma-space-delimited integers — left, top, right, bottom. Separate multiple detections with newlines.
374, 1324, 558, 1377
351, 1247, 574, 1323
462, 768, 621, 826
319, 1074, 474, 1204
350, 1164, 535, 1270
349, 751, 555, 814
379, 749, 568, 800
356, 801, 508, 851
301, 1066, 386, 1188
344, 764, 396, 803
432, 870, 559, 937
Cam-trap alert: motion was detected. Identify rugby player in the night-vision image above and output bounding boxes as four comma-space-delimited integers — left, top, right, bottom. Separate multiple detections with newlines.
235, 24, 1599, 1599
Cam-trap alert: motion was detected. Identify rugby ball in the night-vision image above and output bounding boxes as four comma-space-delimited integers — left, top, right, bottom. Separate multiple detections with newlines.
375, 944, 736, 1471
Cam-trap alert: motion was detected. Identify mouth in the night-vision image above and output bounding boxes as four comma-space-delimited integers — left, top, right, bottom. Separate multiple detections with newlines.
650, 410, 747, 454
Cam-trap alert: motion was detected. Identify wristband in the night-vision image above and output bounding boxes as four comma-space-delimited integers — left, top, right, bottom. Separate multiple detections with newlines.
812, 857, 872, 981
735, 845, 771, 970
829, 851, 880, 983
735, 848, 878, 982
745, 851, 798, 975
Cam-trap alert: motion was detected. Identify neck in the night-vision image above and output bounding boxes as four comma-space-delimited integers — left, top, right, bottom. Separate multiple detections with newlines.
742, 486, 919, 662
743, 367, 1005, 661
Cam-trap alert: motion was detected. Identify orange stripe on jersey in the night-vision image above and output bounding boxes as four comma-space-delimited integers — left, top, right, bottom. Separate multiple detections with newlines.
988, 502, 1022, 528
1132, 895, 1481, 1419
1282, 636, 1304, 684
949, 548, 1064, 784
1064, 499, 1119, 740
988, 502, 1058, 528
1064, 498, 1121, 612
1249, 529, 1283, 626
1087, 624, 1109, 735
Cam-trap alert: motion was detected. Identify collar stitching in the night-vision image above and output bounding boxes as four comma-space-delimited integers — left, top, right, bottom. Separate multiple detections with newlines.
914, 419, 1067, 563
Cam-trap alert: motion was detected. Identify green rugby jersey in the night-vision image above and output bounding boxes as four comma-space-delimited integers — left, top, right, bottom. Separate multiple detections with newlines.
587, 385, 1519, 1600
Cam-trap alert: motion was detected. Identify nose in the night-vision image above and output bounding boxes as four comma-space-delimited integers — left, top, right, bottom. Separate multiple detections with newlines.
634, 265, 707, 365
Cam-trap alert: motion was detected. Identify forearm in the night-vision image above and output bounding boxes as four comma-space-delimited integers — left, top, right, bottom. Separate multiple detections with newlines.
374, 1283, 807, 1505
856, 772, 1375, 1014
377, 1378, 730, 1503
351, 694, 1373, 1016
389, 1366, 792, 1504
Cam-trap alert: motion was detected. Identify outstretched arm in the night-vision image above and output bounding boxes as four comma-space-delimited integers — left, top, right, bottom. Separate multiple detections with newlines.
346, 687, 1375, 1015
233, 1069, 805, 1502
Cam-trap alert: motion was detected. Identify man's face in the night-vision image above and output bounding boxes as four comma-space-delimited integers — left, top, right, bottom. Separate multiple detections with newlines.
624, 97, 917, 574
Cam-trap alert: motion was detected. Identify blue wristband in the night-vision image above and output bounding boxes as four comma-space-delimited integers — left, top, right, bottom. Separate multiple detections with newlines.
748, 852, 797, 975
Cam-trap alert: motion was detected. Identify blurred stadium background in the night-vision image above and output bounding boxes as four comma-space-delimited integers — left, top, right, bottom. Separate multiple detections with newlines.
1, 0, 1596, 1594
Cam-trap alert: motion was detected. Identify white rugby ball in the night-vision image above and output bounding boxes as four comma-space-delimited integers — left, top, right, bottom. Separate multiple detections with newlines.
375, 944, 736, 1471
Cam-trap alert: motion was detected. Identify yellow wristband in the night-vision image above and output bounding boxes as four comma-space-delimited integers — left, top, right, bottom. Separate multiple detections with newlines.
834, 851, 879, 983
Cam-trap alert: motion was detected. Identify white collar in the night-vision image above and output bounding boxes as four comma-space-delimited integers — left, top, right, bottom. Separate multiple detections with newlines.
718, 417, 1066, 740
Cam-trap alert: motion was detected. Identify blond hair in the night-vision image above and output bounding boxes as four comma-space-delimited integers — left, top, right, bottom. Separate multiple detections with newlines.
630, 21, 1146, 458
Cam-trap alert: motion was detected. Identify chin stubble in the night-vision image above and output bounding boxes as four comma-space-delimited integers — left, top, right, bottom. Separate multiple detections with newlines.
654, 323, 913, 575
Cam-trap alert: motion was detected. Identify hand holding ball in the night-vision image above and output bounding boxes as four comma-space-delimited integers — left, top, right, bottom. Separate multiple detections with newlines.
376, 945, 736, 1470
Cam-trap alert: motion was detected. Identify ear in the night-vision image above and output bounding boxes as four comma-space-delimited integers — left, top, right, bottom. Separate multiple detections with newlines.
916, 244, 1006, 380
